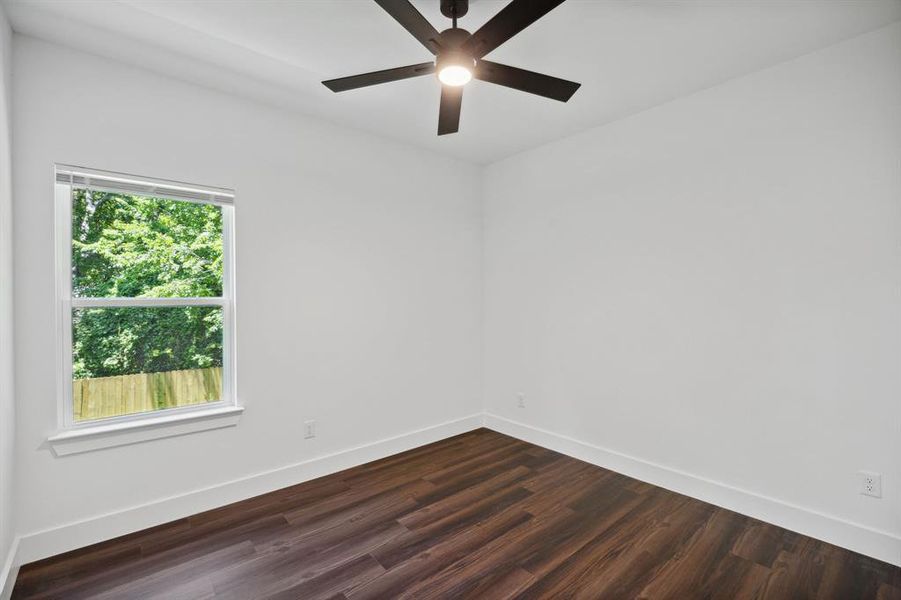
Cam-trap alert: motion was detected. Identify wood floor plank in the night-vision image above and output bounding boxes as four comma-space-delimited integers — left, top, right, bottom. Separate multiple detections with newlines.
346, 508, 534, 599
259, 554, 385, 600
389, 508, 577, 599
210, 520, 402, 600
731, 518, 788, 568
514, 493, 712, 599
372, 484, 533, 569
878, 583, 901, 600
698, 553, 772, 600
398, 464, 531, 529
636, 508, 749, 598
12, 428, 900, 599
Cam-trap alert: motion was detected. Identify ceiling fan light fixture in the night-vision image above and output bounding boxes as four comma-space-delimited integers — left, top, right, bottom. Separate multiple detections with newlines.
436, 52, 475, 87
322, 0, 581, 135
438, 65, 472, 86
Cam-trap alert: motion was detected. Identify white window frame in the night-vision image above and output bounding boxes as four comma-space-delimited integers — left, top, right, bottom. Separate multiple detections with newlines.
50, 165, 240, 453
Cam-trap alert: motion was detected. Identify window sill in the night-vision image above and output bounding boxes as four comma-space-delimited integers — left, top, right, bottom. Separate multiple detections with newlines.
47, 405, 244, 456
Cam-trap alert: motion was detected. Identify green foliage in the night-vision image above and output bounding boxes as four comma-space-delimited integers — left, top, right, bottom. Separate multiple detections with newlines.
71, 189, 224, 379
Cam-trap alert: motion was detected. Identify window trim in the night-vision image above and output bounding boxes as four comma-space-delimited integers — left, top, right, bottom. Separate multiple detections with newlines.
52, 164, 238, 440
47, 405, 244, 456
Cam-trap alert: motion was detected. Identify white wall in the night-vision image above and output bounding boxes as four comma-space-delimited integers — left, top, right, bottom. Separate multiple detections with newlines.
12, 35, 482, 556
0, 0, 15, 588
483, 22, 901, 563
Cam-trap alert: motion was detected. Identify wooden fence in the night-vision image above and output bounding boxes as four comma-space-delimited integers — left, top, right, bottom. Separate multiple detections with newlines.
73, 367, 222, 422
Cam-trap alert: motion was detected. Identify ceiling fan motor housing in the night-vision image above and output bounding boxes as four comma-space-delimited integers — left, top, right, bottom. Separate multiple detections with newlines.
437, 27, 470, 50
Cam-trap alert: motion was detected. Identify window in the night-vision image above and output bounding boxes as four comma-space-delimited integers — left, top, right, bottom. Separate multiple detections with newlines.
54, 165, 236, 431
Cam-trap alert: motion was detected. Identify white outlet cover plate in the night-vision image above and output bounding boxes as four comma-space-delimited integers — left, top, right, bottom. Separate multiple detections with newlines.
859, 471, 882, 498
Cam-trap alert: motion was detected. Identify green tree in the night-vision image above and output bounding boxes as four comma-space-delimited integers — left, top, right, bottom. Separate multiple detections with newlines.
71, 189, 224, 379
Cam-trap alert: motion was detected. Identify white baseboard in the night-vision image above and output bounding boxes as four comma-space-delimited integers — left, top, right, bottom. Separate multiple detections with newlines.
0, 537, 20, 600
14, 413, 484, 568
484, 412, 901, 567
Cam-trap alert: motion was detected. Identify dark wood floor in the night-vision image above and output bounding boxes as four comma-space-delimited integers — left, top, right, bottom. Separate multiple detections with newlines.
13, 429, 901, 599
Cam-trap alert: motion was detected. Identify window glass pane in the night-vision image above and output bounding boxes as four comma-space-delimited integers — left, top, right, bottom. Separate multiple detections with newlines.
71, 188, 223, 298
72, 306, 223, 422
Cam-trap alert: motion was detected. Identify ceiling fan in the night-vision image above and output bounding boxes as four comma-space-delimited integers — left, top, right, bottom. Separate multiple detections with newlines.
322, 0, 581, 136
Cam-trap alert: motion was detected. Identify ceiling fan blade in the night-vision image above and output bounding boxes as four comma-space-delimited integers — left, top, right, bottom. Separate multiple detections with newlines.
438, 85, 463, 135
461, 0, 567, 59
322, 62, 436, 92
475, 60, 580, 102
374, 0, 442, 54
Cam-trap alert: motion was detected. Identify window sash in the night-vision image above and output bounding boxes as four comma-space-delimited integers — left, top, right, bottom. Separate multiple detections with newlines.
55, 166, 237, 430
71, 297, 226, 308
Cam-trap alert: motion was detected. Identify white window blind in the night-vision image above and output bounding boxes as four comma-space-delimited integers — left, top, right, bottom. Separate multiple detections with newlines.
55, 165, 234, 206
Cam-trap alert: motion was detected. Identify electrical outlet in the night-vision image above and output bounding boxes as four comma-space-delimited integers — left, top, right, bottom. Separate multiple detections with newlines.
517, 393, 526, 408
304, 420, 316, 439
859, 471, 882, 498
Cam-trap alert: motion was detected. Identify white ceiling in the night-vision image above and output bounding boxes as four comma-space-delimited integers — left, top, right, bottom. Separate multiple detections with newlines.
4, 0, 901, 164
